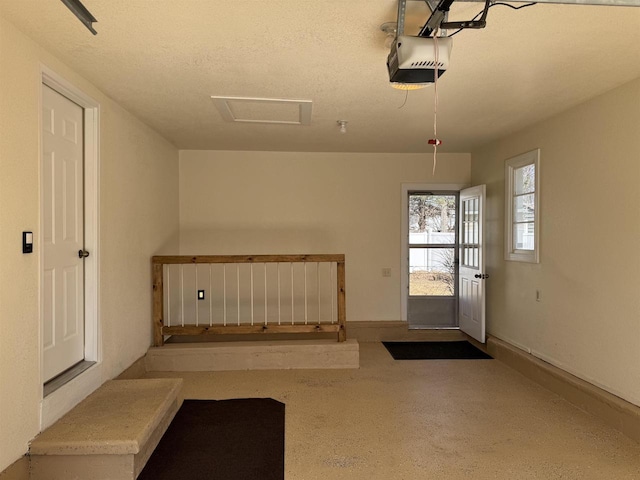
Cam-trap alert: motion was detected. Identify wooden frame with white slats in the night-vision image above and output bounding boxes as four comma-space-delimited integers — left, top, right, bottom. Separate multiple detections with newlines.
152, 254, 346, 346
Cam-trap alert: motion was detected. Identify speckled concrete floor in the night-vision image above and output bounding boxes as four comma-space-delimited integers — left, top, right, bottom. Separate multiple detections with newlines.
144, 342, 640, 479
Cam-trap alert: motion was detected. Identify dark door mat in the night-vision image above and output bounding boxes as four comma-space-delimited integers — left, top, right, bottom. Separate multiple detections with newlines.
139, 398, 285, 480
382, 341, 493, 360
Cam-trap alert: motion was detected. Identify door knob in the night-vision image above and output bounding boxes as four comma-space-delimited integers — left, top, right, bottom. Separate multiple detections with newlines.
78, 249, 90, 259
474, 273, 489, 279
474, 274, 481, 278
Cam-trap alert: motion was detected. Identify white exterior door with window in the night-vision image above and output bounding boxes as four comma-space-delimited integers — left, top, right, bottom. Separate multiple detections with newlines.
42, 85, 86, 382
458, 185, 486, 343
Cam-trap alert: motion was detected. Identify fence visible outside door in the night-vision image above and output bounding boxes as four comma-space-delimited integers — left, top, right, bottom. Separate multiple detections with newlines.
407, 191, 459, 328
42, 85, 86, 382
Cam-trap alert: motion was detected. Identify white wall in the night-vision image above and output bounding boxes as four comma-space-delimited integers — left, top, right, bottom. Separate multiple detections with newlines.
471, 78, 640, 407
179, 150, 470, 323
0, 15, 179, 471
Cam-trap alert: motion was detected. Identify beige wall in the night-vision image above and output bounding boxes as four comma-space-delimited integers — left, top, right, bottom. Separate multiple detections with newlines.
0, 16, 179, 470
471, 78, 640, 407
179, 150, 470, 322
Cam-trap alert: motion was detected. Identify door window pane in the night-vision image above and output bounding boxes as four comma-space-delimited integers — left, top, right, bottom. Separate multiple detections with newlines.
409, 194, 456, 244
461, 245, 479, 269
409, 248, 455, 296
461, 197, 480, 269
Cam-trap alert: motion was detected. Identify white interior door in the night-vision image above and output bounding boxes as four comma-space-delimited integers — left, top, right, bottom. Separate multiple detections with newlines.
42, 85, 85, 382
458, 185, 486, 343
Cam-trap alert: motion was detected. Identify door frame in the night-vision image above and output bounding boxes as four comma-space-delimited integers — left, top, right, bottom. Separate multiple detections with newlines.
400, 183, 467, 322
39, 66, 101, 429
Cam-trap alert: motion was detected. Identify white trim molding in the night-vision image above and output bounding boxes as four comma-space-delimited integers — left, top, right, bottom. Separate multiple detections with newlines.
504, 149, 540, 263
40, 363, 103, 429
40, 65, 102, 429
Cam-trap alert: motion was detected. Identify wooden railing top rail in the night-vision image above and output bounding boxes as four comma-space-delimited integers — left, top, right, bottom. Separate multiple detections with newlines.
152, 254, 345, 265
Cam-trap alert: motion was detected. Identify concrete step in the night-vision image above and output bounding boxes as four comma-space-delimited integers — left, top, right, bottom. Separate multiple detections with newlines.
146, 338, 360, 372
29, 378, 183, 480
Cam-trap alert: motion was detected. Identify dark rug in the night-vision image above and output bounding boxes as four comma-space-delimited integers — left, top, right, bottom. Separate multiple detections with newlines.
139, 398, 285, 480
383, 341, 493, 360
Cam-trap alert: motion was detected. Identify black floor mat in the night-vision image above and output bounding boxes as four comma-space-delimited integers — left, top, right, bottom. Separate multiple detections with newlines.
139, 398, 285, 480
383, 341, 493, 360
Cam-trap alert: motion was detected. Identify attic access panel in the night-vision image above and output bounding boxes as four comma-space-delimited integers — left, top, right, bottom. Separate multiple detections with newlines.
211, 96, 312, 125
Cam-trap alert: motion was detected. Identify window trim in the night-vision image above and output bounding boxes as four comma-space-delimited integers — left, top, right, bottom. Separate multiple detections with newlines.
505, 149, 540, 263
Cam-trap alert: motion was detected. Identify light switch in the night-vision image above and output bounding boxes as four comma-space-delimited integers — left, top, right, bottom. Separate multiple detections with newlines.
197, 290, 205, 300
23, 231, 33, 254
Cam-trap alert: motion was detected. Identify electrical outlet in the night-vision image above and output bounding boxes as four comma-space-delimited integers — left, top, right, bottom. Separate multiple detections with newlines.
382, 268, 392, 277
197, 290, 205, 300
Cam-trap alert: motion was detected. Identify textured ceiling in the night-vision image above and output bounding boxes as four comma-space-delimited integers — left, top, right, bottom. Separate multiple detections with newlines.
1, 1, 639, 153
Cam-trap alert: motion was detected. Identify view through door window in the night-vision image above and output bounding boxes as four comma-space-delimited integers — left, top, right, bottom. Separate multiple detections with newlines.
409, 194, 457, 296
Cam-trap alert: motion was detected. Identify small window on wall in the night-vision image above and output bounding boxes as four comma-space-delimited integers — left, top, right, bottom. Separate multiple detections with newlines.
505, 149, 540, 263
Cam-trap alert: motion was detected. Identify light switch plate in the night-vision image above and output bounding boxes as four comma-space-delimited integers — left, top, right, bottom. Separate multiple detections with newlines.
23, 231, 33, 254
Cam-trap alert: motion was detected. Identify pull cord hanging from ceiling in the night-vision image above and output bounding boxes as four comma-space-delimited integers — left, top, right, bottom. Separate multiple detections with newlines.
422, 2, 539, 176
428, 30, 442, 176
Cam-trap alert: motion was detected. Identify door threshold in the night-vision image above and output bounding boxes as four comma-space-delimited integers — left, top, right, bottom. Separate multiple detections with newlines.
44, 361, 96, 397
408, 326, 460, 331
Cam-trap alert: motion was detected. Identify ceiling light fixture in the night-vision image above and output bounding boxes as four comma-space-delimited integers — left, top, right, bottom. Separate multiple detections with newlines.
337, 120, 348, 134
380, 22, 398, 49
391, 83, 429, 91
60, 0, 98, 35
